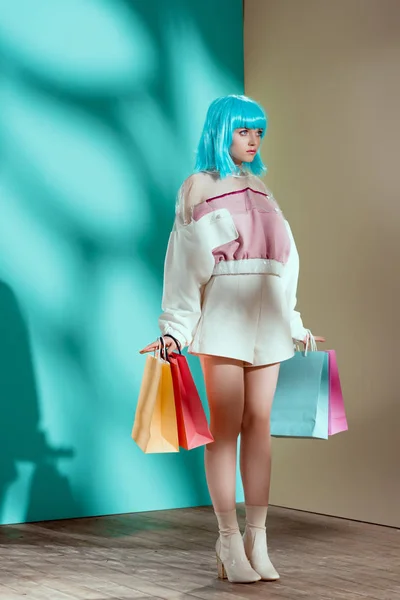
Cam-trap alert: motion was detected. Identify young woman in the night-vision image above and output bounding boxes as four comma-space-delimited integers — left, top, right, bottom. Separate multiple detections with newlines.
140, 95, 324, 584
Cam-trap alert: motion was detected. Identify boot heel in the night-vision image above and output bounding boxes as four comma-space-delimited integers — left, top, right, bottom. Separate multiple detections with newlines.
217, 555, 227, 579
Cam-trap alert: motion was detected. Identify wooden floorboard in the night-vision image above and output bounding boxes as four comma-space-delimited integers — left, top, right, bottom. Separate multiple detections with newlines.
0, 505, 399, 600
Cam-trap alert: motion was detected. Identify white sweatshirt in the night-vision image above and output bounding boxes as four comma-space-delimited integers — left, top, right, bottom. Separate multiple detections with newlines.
159, 172, 308, 349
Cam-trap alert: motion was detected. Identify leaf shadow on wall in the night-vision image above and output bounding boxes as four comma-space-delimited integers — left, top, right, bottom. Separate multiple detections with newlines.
0, 281, 79, 524
0, 0, 244, 521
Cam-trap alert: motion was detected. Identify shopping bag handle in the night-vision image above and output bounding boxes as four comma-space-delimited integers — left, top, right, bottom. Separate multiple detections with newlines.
153, 336, 168, 361
295, 331, 317, 356
305, 330, 317, 355
163, 334, 182, 355
158, 336, 168, 361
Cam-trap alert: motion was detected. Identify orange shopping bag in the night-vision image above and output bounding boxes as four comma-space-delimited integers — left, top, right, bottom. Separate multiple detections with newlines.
132, 339, 179, 453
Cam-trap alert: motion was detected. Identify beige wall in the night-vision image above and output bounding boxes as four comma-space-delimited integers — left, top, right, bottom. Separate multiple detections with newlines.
244, 0, 400, 527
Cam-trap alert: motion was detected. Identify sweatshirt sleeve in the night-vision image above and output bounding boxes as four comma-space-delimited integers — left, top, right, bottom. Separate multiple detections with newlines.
282, 219, 309, 343
158, 175, 239, 349
158, 217, 215, 349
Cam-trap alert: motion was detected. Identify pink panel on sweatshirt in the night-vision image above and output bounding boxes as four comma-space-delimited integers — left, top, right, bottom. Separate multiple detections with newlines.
192, 187, 291, 265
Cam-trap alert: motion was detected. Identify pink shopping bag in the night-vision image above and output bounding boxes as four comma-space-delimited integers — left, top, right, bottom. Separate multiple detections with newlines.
168, 352, 214, 450
327, 350, 348, 436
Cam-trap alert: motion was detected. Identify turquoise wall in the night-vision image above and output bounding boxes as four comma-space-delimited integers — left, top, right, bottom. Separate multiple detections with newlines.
0, 0, 244, 525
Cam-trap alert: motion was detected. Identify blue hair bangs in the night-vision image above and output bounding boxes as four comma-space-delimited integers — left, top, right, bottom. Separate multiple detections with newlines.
194, 95, 268, 179
230, 97, 267, 134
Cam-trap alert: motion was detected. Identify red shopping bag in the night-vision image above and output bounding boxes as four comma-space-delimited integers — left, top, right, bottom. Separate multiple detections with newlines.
327, 350, 348, 436
168, 352, 214, 450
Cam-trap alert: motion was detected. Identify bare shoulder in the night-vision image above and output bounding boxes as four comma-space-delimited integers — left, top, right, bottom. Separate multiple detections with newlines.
176, 172, 212, 223
248, 175, 270, 194
180, 172, 212, 206
184, 171, 213, 190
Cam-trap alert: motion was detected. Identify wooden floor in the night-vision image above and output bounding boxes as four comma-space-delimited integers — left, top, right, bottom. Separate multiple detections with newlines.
0, 505, 399, 600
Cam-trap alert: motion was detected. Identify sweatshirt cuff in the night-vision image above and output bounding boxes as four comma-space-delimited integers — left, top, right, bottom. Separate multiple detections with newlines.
160, 326, 188, 350
290, 311, 308, 343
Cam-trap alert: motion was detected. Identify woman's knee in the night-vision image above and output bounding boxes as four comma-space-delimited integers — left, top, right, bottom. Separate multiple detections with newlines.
241, 409, 271, 433
210, 418, 242, 442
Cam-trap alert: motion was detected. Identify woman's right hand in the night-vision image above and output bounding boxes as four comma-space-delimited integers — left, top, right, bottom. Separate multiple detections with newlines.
139, 336, 178, 355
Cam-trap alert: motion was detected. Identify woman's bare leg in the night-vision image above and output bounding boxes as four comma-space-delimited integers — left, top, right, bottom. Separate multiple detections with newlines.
240, 362, 280, 506
239, 362, 281, 581
200, 355, 244, 512
200, 355, 260, 583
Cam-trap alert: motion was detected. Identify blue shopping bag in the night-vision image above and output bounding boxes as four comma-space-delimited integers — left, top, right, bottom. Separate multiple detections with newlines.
271, 351, 329, 439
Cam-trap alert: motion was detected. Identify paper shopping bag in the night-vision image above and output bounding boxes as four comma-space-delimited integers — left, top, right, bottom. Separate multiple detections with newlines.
327, 350, 348, 436
271, 351, 329, 439
132, 353, 179, 453
168, 352, 214, 450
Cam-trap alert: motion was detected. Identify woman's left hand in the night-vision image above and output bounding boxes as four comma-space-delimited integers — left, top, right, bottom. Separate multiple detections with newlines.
139, 336, 179, 355
302, 334, 326, 346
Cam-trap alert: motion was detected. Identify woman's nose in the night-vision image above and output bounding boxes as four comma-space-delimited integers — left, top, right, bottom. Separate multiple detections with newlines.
248, 132, 257, 146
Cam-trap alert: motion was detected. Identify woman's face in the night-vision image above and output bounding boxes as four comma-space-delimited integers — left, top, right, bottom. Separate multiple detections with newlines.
230, 127, 263, 166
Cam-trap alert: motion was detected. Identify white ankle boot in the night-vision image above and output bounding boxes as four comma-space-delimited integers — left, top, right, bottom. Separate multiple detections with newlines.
216, 532, 261, 583
215, 509, 261, 584
243, 525, 280, 580
243, 505, 280, 581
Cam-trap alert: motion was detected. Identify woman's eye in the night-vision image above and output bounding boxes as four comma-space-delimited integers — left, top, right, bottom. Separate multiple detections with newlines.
257, 130, 263, 136
239, 130, 248, 135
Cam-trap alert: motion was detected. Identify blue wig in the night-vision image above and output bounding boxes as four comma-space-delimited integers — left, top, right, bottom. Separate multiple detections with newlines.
194, 95, 268, 179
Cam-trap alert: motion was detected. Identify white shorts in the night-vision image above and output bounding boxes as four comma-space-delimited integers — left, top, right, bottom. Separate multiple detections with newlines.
188, 274, 295, 367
